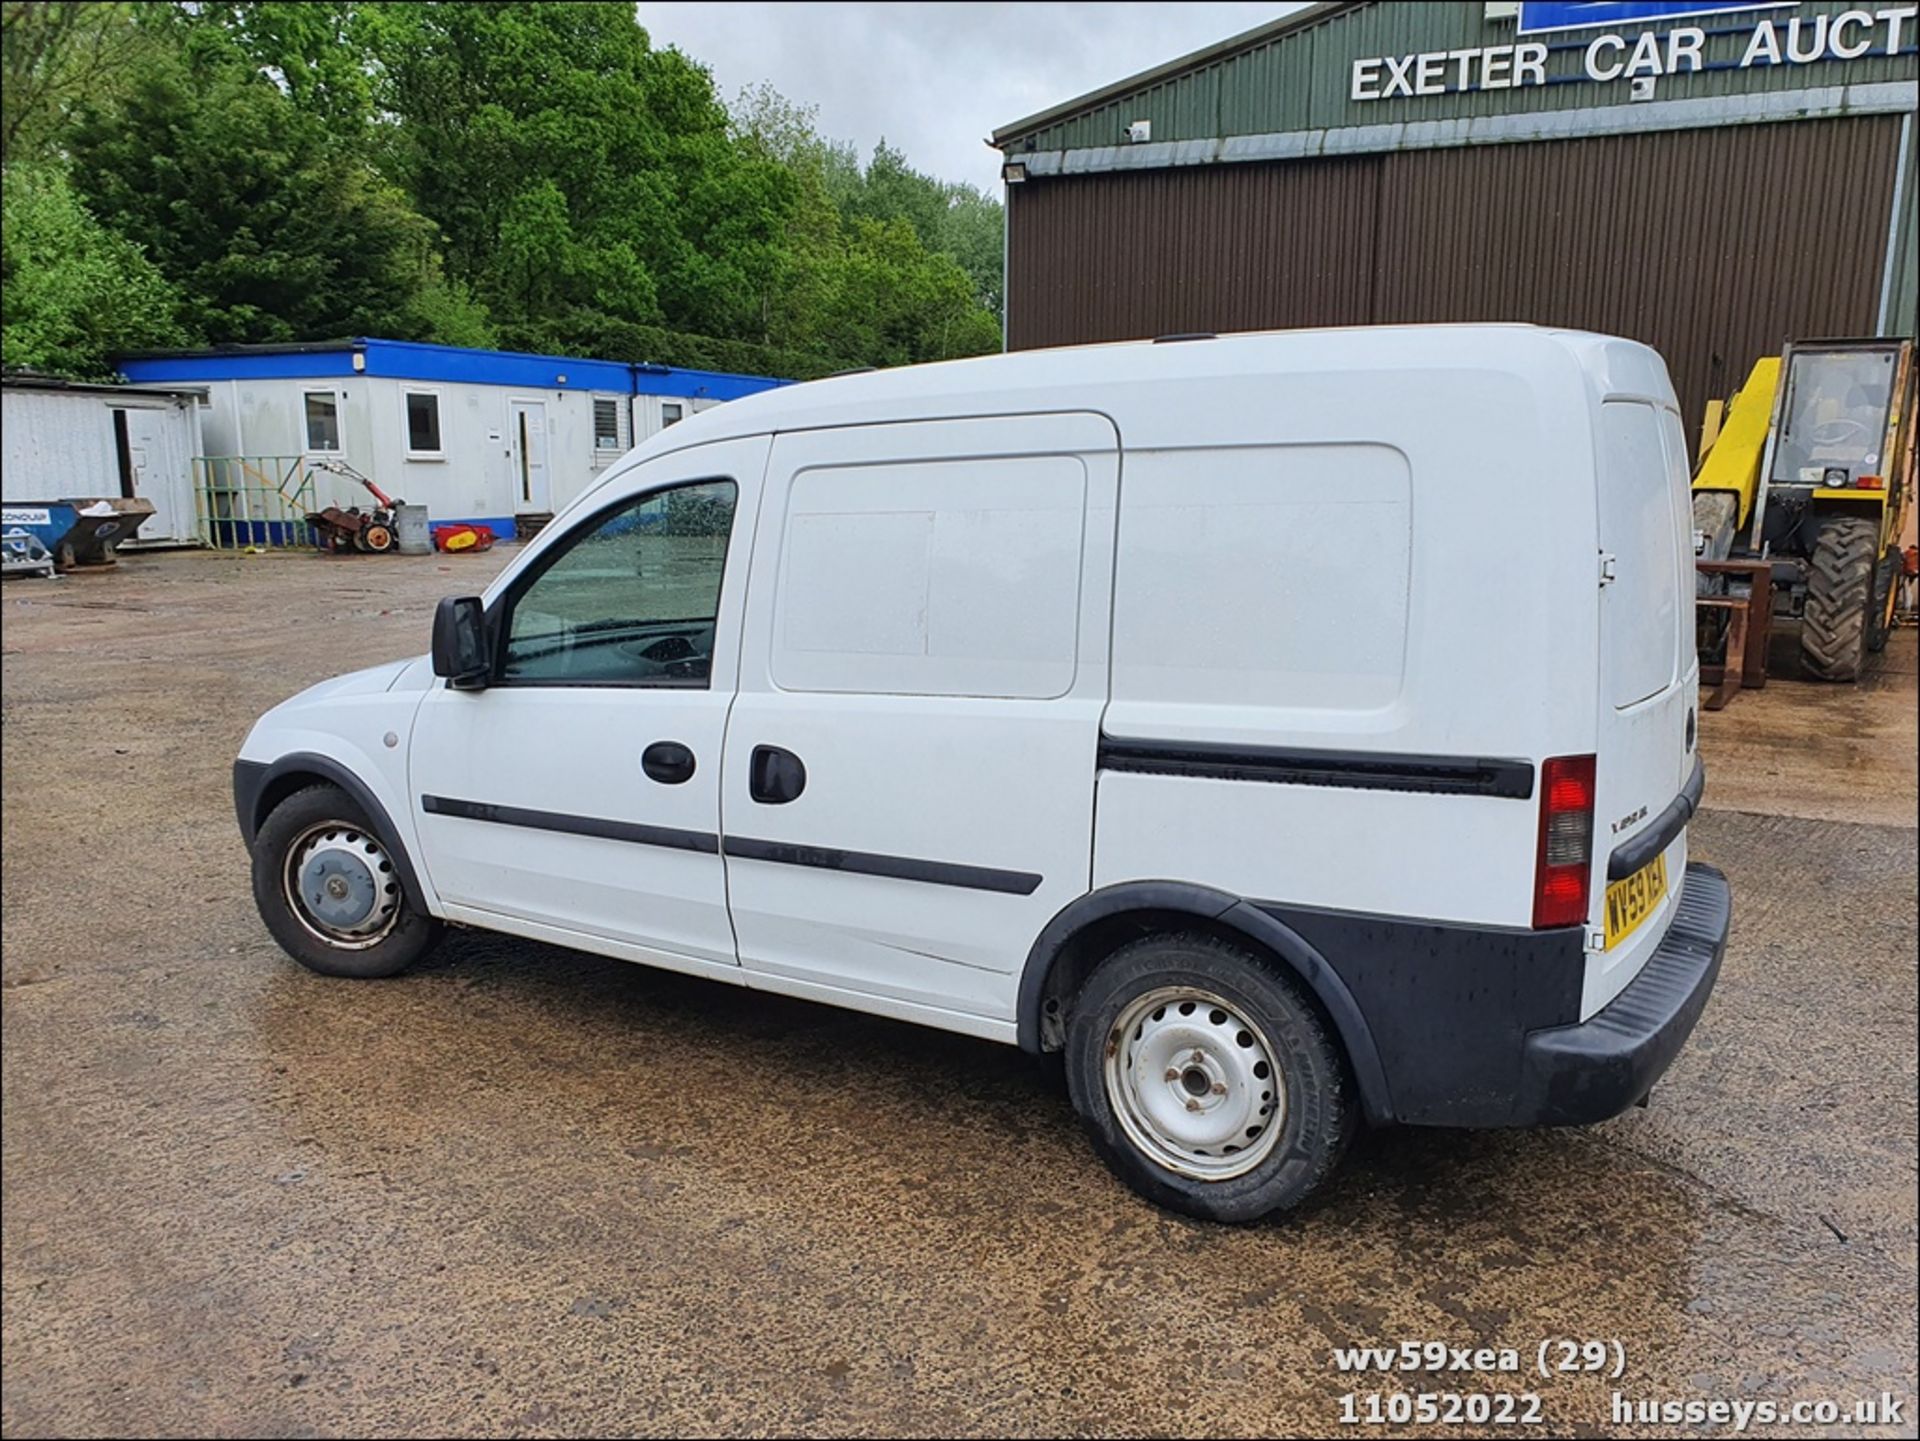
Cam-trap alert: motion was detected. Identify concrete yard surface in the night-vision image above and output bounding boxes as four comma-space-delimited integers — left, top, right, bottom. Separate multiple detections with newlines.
3, 549, 1916, 1438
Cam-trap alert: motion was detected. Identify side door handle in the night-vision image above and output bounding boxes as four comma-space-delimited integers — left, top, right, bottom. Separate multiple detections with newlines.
641, 740, 696, 785
748, 745, 806, 804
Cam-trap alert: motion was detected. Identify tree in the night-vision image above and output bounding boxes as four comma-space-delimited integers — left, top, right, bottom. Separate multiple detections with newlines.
1, 163, 190, 376
66, 32, 435, 344
1, 1, 153, 165
6, 3, 1005, 378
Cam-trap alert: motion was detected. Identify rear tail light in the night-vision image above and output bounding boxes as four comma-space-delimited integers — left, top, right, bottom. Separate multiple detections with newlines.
1859, 474, 1885, 490
1533, 754, 1596, 930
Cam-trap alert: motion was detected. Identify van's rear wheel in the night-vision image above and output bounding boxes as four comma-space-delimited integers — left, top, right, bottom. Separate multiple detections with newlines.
1800, 515, 1877, 682
251, 784, 441, 978
1064, 933, 1351, 1222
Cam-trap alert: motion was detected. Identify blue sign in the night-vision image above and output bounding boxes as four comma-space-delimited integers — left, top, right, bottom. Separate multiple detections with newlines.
1518, 1, 1795, 33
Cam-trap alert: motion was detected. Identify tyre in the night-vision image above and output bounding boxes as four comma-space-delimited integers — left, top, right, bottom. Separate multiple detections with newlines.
250, 784, 441, 978
1800, 515, 1878, 682
1867, 545, 1899, 654
1064, 932, 1352, 1223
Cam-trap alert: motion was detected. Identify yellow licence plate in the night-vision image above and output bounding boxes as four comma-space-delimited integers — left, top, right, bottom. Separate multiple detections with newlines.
1604, 853, 1669, 949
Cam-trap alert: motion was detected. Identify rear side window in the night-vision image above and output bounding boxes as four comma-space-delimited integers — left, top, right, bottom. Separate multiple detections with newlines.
1110, 444, 1412, 714
772, 456, 1085, 698
1597, 402, 1682, 708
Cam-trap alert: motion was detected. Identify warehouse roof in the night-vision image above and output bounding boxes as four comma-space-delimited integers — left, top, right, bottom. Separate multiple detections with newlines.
992, 3, 1355, 146
991, 1, 1918, 162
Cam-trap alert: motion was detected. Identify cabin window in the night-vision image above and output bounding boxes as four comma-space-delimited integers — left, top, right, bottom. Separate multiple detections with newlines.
304, 391, 341, 451
404, 390, 443, 458
592, 396, 626, 460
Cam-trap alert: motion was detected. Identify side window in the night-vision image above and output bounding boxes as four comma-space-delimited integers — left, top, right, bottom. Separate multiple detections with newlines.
404, 390, 442, 458
1110, 444, 1412, 714
501, 479, 737, 687
592, 396, 625, 459
304, 391, 341, 451
661, 401, 684, 428
772, 455, 1085, 699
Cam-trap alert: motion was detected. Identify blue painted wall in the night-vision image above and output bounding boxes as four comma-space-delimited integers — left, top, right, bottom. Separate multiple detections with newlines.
119, 337, 789, 399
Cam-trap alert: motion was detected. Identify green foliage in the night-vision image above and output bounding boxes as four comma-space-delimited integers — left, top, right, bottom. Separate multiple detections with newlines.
1, 162, 190, 377
65, 32, 434, 345
1, 1, 154, 165
496, 311, 854, 384
1, 1, 1004, 380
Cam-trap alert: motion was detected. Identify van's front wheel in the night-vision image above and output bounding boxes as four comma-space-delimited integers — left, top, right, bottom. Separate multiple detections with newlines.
251, 784, 441, 978
1064, 933, 1352, 1222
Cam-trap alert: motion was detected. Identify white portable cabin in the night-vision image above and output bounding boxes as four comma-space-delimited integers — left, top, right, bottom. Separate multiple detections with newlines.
117, 339, 788, 541
0, 375, 205, 545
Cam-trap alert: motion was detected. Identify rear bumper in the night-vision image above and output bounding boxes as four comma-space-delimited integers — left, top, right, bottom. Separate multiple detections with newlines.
1513, 861, 1731, 1126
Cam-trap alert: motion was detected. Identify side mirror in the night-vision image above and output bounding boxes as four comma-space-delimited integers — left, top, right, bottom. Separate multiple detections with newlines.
431, 595, 490, 688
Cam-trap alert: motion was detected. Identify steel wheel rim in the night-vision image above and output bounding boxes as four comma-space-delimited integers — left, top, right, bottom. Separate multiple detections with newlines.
282, 821, 401, 949
1103, 985, 1287, 1181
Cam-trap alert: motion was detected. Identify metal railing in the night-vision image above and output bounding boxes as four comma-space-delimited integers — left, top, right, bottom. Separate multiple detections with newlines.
193, 456, 319, 550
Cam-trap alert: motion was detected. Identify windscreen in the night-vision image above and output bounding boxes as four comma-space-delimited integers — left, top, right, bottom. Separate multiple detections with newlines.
1770, 348, 1897, 486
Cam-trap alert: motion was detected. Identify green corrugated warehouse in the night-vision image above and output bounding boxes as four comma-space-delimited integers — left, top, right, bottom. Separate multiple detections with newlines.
993, 0, 1918, 446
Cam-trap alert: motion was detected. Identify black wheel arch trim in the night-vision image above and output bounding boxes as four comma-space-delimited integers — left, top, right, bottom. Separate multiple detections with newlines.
1015, 880, 1395, 1125
235, 754, 428, 912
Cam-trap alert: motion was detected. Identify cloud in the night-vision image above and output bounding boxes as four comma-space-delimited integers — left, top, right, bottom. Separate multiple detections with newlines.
637, 3, 1301, 191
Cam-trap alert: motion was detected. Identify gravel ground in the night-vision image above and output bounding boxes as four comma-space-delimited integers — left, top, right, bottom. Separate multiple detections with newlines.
3, 549, 1915, 1438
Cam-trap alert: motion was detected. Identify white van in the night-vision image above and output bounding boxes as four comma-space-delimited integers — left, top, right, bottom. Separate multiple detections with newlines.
234, 326, 1730, 1222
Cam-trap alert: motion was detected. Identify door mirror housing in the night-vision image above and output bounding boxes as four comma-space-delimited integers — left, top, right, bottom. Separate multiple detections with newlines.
431, 595, 491, 688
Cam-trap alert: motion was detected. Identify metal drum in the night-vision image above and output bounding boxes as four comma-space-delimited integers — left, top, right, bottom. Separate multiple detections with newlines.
394, 504, 432, 554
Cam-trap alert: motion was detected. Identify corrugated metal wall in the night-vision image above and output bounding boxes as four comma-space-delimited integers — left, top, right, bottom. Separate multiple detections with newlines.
1008, 114, 1904, 443
1006, 155, 1381, 343
1, 389, 127, 502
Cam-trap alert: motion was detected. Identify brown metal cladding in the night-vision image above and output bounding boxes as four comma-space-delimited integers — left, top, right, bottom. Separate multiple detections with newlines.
1007, 115, 1904, 444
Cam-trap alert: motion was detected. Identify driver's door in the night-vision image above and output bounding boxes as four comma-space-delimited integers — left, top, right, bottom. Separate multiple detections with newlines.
409, 437, 768, 974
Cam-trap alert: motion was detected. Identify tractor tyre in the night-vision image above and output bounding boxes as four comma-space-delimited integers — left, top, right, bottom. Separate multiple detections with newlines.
1801, 516, 1879, 682
363, 523, 394, 553
1867, 545, 1899, 654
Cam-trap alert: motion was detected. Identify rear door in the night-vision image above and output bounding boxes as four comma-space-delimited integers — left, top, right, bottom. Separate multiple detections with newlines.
1590, 399, 1696, 1012
720, 413, 1118, 1029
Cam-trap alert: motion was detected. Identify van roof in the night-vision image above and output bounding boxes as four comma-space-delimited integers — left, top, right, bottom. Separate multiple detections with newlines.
591, 323, 1670, 493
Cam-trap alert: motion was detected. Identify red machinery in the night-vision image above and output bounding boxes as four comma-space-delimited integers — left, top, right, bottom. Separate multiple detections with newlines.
305, 459, 403, 553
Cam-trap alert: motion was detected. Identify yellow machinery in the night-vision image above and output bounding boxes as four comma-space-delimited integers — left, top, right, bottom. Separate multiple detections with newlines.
1692, 338, 1916, 682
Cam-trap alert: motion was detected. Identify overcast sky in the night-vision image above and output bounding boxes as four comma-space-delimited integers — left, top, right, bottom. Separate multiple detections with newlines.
636, 3, 1304, 193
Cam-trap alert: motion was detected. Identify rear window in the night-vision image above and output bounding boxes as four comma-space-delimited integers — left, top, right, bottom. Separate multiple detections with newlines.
1597, 402, 1682, 708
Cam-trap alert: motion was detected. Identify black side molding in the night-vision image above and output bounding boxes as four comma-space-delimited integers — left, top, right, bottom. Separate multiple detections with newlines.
420, 795, 719, 853
1607, 757, 1706, 881
418, 794, 1041, 896
722, 836, 1040, 896
1098, 736, 1535, 800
